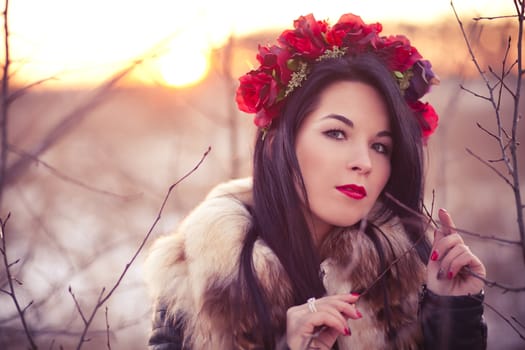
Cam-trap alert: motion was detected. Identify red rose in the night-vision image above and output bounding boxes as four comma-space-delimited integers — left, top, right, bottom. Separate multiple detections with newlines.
236, 70, 279, 114
376, 35, 422, 72
254, 103, 281, 128
278, 14, 328, 59
408, 100, 439, 140
327, 13, 382, 51
257, 44, 293, 84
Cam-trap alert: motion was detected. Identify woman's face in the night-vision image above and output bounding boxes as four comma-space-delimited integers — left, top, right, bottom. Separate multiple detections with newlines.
295, 80, 392, 241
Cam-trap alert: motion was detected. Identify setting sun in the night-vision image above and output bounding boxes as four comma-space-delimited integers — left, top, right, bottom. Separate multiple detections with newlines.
157, 47, 210, 88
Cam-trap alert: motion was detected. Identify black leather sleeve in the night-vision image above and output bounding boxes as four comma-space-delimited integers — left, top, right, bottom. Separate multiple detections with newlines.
419, 285, 487, 350
148, 304, 187, 350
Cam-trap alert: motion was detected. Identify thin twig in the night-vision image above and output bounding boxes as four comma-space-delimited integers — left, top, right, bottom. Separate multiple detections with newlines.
68, 286, 88, 326
105, 307, 111, 350
476, 122, 500, 141
387, 188, 525, 341
98, 146, 211, 306
0, 213, 37, 349
8, 145, 142, 201
512, 316, 525, 330
0, 0, 11, 206
465, 148, 514, 187
74, 287, 105, 346
459, 85, 491, 100
452, 1, 515, 177
73, 146, 211, 349
466, 267, 525, 293
473, 15, 519, 21
474, 296, 525, 340
3, 31, 183, 186
509, 0, 525, 263
6, 76, 58, 103
451, 2, 491, 84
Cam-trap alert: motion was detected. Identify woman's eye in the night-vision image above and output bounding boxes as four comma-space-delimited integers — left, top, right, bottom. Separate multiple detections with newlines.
372, 143, 390, 155
324, 129, 346, 140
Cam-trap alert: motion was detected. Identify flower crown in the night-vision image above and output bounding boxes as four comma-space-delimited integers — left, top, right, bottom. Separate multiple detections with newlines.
236, 13, 440, 140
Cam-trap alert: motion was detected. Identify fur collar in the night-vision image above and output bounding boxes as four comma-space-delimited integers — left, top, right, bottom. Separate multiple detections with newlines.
143, 178, 426, 349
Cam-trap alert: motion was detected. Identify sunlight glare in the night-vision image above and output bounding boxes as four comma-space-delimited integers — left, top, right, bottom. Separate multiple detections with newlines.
158, 38, 210, 88
7, 0, 516, 87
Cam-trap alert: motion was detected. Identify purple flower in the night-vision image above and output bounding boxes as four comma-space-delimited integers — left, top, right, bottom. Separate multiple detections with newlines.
405, 60, 440, 102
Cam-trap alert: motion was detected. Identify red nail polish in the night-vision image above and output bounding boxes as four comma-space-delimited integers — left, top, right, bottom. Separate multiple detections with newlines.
351, 292, 360, 297
430, 251, 439, 261
356, 310, 363, 318
447, 271, 454, 280
344, 328, 351, 336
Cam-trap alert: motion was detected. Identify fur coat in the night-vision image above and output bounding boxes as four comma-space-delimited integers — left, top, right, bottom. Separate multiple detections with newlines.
143, 177, 428, 349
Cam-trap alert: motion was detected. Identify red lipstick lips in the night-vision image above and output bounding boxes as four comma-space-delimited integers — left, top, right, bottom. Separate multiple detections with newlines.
336, 184, 367, 200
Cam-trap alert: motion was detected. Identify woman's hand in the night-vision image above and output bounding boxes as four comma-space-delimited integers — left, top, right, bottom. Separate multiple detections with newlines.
426, 208, 486, 296
286, 293, 361, 350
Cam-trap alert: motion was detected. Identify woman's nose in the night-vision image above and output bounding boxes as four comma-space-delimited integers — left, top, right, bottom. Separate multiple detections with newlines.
347, 146, 372, 174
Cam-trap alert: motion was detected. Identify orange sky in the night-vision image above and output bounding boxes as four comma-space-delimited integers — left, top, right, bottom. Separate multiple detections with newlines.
3, 0, 517, 87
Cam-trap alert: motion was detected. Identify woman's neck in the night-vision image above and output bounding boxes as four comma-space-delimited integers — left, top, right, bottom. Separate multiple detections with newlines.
307, 219, 333, 251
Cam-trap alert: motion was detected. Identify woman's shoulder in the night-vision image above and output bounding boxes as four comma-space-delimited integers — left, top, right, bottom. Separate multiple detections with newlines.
204, 177, 253, 202
179, 177, 254, 244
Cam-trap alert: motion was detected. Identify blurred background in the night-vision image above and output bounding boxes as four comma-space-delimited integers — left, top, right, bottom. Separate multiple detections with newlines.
1, 0, 524, 349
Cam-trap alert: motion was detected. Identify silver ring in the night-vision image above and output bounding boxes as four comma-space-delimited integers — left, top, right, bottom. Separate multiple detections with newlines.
307, 297, 317, 313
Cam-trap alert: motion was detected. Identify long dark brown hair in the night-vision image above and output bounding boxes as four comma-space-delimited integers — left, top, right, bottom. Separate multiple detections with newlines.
238, 53, 431, 348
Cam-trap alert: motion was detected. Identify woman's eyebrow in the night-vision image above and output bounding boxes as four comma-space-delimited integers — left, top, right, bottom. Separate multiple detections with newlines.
322, 114, 354, 127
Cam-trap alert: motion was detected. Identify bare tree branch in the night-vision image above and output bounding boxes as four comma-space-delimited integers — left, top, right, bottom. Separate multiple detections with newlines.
3, 32, 181, 187
4, 67, 130, 186
8, 145, 142, 200
467, 268, 525, 293
68, 286, 88, 326
476, 122, 501, 141
465, 147, 514, 187
477, 297, 525, 340
459, 84, 491, 100
0, 213, 37, 349
509, 0, 525, 262
7, 76, 58, 103
452, 1, 517, 179
72, 146, 211, 349
105, 307, 112, 350
0, 0, 11, 206
473, 15, 519, 21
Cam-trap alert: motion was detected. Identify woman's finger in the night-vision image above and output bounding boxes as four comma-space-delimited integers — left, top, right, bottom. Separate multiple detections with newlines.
438, 208, 455, 236
310, 298, 362, 320
436, 244, 468, 280
447, 249, 484, 280
430, 233, 463, 263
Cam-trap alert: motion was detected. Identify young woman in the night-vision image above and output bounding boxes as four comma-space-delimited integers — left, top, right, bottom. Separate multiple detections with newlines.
143, 13, 487, 349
